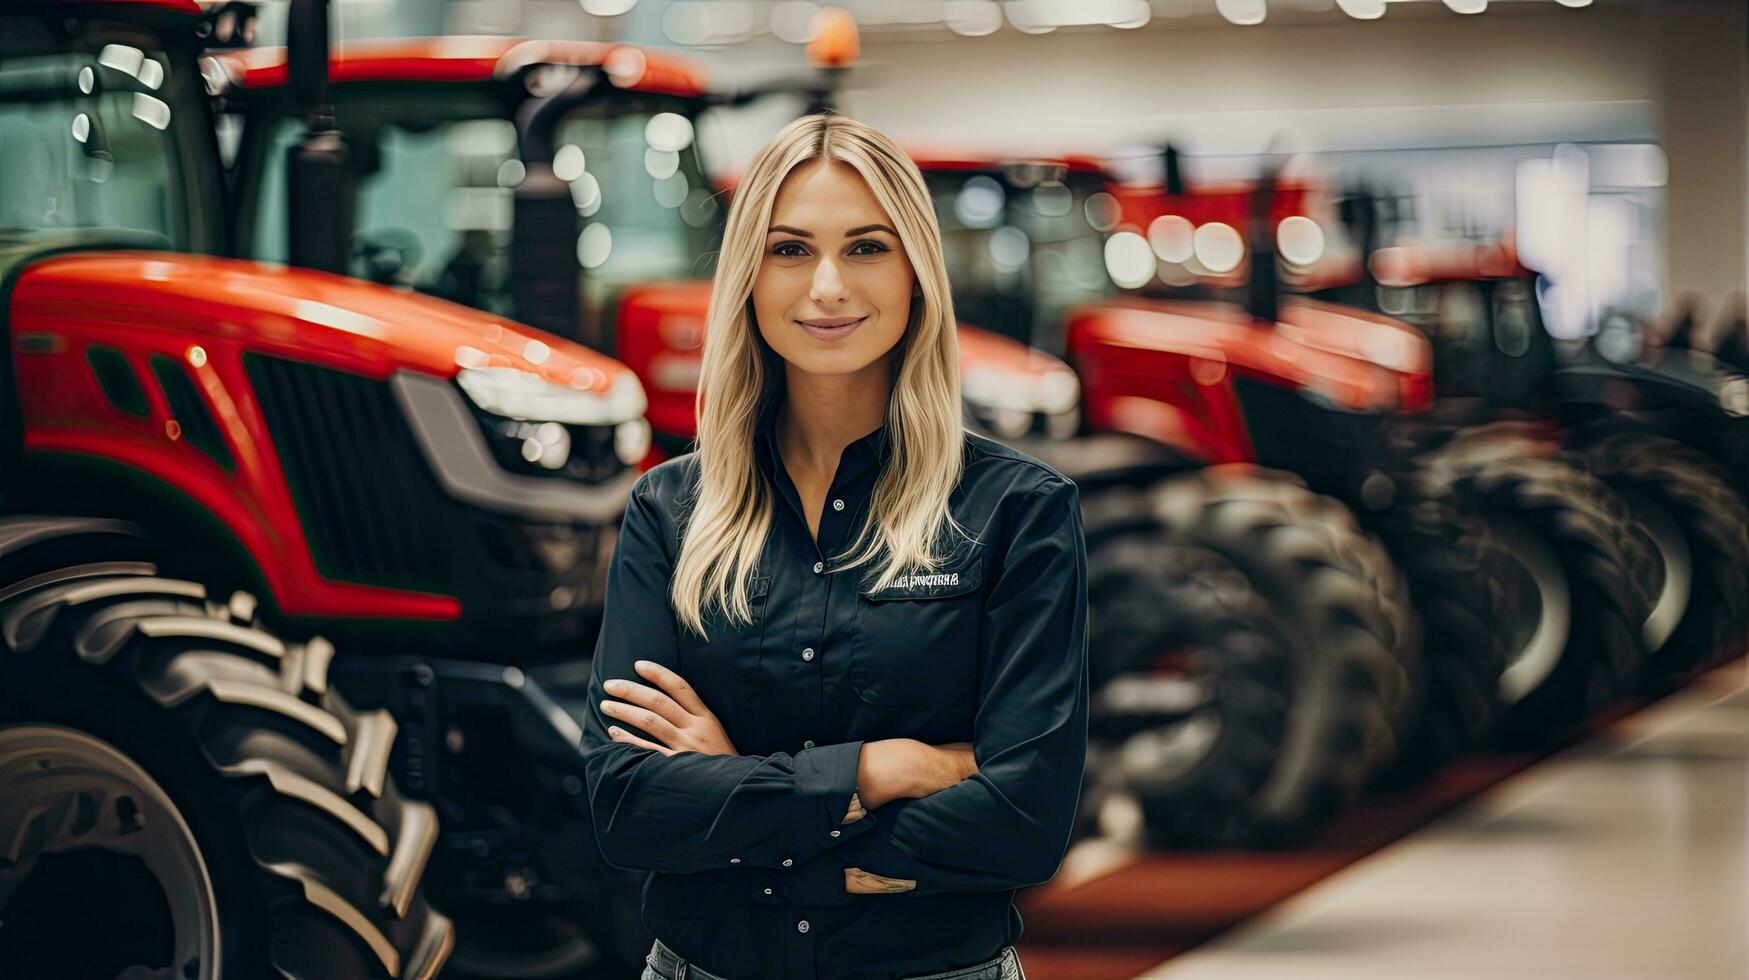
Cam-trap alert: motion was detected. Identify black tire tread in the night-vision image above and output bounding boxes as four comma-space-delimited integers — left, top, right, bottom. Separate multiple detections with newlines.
1147, 467, 1418, 841
1421, 432, 1651, 739
0, 551, 450, 979
1580, 430, 1749, 674
1085, 533, 1293, 845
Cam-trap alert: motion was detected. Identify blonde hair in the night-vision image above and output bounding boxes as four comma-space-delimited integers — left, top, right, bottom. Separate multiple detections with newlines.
671, 113, 968, 638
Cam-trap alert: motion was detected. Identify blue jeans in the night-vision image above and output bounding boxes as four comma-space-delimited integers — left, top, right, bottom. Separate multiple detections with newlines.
641, 937, 1027, 980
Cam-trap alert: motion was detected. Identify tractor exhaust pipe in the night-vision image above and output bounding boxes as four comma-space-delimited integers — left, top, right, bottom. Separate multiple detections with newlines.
1246, 163, 1279, 325
1160, 143, 1184, 197
285, 0, 352, 275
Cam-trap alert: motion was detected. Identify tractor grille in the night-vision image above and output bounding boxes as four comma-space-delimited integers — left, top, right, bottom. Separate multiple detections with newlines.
246, 355, 448, 591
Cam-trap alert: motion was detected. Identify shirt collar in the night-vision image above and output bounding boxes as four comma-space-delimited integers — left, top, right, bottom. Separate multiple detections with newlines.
753, 392, 892, 483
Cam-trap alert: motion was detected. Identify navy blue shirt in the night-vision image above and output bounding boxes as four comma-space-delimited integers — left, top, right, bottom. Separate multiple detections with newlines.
580, 395, 1089, 979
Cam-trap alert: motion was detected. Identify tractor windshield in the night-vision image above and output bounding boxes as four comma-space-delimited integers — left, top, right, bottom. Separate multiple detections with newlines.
0, 14, 218, 253
924, 166, 1114, 354
244, 85, 716, 322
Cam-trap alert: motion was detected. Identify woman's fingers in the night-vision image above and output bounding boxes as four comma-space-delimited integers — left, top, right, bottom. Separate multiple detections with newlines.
633, 660, 713, 717
608, 725, 675, 757
604, 676, 693, 729
843, 867, 917, 894
599, 698, 685, 747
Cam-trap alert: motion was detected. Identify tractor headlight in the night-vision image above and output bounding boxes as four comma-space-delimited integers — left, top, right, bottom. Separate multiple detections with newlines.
962, 366, 1081, 439
457, 367, 651, 480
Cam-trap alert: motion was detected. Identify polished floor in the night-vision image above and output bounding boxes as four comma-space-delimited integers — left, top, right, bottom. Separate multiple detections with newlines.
1140, 663, 1749, 980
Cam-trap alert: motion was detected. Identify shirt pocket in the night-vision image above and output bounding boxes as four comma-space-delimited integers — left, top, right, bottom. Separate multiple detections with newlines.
849, 546, 985, 708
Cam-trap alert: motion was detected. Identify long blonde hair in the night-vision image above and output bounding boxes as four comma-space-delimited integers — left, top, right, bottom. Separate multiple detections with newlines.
671, 113, 967, 638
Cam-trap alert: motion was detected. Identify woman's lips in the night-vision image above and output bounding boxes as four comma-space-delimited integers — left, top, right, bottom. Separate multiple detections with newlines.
797, 315, 868, 341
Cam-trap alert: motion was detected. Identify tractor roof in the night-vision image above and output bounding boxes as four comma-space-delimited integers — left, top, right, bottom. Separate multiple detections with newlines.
210, 36, 707, 98
904, 150, 1109, 175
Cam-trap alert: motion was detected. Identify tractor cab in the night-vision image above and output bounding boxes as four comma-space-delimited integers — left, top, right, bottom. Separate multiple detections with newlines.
212, 37, 717, 355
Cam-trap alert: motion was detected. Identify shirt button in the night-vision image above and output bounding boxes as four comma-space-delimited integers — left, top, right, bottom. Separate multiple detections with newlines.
729, 857, 741, 864
830, 830, 841, 837
812, 561, 824, 574
802, 647, 815, 662
803, 739, 815, 749
832, 498, 845, 511
782, 858, 794, 867
798, 920, 810, 934
764, 887, 773, 895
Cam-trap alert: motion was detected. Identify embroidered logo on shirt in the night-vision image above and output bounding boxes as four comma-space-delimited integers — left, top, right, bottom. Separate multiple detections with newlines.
899, 572, 960, 589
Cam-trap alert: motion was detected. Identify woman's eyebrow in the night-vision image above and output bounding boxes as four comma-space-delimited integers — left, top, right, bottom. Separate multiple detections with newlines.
766, 223, 899, 238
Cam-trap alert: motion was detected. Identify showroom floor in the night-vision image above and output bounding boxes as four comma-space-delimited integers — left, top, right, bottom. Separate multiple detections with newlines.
1140, 663, 1749, 980
1016, 662, 1747, 980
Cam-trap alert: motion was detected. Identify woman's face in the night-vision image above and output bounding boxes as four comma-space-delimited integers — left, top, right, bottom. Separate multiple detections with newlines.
752, 160, 916, 381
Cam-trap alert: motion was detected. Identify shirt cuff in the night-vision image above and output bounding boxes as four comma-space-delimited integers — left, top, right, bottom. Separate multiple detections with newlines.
792, 739, 866, 845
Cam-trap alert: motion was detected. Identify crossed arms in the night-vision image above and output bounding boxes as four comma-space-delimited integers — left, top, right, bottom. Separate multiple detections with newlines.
579, 476, 1089, 898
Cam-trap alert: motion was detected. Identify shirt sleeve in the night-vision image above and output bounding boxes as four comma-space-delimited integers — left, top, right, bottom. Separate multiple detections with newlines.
580, 470, 880, 875
799, 476, 1090, 896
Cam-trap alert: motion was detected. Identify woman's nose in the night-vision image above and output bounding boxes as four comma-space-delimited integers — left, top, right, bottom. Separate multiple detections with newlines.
810, 256, 850, 306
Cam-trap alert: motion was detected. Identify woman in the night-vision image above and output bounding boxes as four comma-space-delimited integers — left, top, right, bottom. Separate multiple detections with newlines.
580, 113, 1088, 980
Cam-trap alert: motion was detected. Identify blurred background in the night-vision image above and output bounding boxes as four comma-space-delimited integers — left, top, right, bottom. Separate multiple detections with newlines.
239, 0, 1745, 341
0, 2, 1744, 979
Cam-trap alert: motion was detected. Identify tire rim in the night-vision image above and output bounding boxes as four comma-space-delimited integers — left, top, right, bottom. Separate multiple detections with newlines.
1624, 490, 1692, 656
1493, 523, 1572, 705
0, 725, 220, 980
1097, 648, 1223, 786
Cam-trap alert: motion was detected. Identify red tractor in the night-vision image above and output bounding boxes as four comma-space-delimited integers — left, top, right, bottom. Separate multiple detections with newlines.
0, 1, 659, 976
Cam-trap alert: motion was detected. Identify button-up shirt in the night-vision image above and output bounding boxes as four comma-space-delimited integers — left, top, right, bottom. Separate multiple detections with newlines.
580, 395, 1089, 980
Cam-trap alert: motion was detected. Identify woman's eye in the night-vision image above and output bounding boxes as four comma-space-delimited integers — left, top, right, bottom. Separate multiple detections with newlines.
772, 242, 808, 257
850, 240, 889, 256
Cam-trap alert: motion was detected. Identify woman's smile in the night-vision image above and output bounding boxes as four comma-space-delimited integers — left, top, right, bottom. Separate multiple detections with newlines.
797, 314, 869, 341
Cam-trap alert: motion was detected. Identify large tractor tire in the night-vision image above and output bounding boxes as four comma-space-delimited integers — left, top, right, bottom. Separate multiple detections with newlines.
1083, 538, 1293, 846
1421, 429, 1654, 741
1580, 430, 1749, 678
1361, 492, 1509, 785
0, 518, 452, 980
1136, 468, 1418, 843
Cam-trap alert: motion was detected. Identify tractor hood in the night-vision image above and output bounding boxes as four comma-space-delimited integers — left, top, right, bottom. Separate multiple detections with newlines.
12, 252, 645, 420
1072, 296, 1433, 413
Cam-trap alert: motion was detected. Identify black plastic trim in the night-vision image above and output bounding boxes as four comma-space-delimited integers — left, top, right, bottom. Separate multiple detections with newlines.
150, 354, 234, 471
390, 370, 638, 527
86, 345, 148, 419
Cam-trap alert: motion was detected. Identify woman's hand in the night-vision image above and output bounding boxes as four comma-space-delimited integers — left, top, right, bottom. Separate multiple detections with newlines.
844, 867, 916, 894
843, 741, 977, 894
855, 739, 979, 809
600, 660, 738, 757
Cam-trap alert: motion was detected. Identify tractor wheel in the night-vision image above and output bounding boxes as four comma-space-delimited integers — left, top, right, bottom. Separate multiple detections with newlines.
1143, 468, 1417, 843
1361, 491, 1509, 786
1084, 538, 1293, 846
0, 521, 451, 980
1580, 431, 1749, 677
1422, 436, 1653, 741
